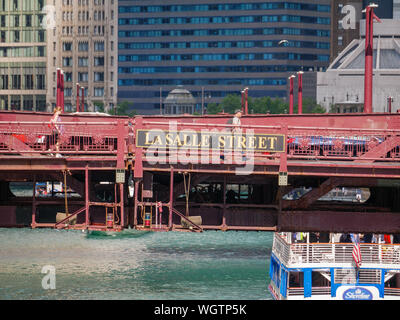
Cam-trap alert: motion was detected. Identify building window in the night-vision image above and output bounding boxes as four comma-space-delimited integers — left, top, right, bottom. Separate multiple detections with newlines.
94, 87, 104, 97
94, 72, 104, 82
78, 57, 88, 67
94, 56, 104, 66
94, 41, 104, 51
62, 57, 73, 67
78, 72, 88, 82
63, 42, 73, 51
78, 42, 89, 51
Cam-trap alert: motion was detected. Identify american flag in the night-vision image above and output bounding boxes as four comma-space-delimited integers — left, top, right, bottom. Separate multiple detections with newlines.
351, 234, 362, 268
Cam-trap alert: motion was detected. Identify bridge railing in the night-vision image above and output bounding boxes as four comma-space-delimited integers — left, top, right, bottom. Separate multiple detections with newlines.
2, 117, 400, 164
286, 126, 400, 161
0, 120, 129, 157
273, 233, 400, 268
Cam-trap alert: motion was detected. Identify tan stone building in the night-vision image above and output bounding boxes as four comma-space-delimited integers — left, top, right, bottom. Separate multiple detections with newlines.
0, 0, 48, 111
47, 0, 118, 112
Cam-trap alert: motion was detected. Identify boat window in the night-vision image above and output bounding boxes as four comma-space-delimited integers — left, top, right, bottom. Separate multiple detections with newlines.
288, 271, 303, 288
312, 271, 330, 288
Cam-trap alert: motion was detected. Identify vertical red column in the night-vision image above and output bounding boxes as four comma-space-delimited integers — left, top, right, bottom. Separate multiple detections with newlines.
76, 83, 80, 113
85, 164, 90, 227
364, 4, 381, 114
120, 183, 124, 229
241, 90, 244, 113
81, 87, 85, 112
60, 70, 65, 112
289, 75, 295, 114
56, 68, 61, 109
169, 166, 174, 230
297, 71, 303, 114
244, 88, 248, 115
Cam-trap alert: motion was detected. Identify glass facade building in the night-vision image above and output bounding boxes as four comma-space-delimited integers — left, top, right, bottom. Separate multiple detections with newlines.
0, 0, 47, 111
118, 0, 331, 114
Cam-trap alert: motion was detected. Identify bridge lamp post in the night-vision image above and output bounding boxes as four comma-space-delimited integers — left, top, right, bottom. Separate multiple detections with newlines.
76, 83, 80, 113
80, 86, 85, 112
243, 87, 249, 115
297, 71, 304, 114
288, 75, 296, 114
362, 3, 381, 114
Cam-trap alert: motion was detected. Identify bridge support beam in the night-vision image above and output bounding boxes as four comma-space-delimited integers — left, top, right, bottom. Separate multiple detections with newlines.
278, 210, 400, 234
282, 177, 340, 209
168, 166, 174, 230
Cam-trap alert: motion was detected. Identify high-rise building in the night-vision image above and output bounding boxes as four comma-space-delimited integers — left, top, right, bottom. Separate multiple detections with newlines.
330, 0, 362, 63
47, 0, 118, 113
118, 0, 332, 115
0, 0, 48, 111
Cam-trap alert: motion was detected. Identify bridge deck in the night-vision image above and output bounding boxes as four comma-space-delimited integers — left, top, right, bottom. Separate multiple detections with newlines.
1, 111, 400, 233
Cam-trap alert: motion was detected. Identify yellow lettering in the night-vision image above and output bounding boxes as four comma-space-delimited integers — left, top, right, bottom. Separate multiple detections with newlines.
192, 133, 200, 147
248, 136, 257, 149
165, 133, 173, 146
173, 134, 183, 147
259, 137, 267, 149
182, 134, 191, 147
144, 132, 152, 145
201, 135, 210, 148
268, 137, 278, 150
218, 135, 226, 149
153, 135, 163, 146
236, 136, 246, 149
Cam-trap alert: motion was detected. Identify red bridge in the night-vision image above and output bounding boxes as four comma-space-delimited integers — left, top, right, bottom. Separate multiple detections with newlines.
1, 110, 400, 234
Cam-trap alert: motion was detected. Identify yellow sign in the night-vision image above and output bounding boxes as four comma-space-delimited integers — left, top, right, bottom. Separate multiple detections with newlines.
136, 130, 285, 152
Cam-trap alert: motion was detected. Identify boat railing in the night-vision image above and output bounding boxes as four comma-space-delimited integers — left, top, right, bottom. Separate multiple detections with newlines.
273, 233, 400, 267
384, 288, 400, 297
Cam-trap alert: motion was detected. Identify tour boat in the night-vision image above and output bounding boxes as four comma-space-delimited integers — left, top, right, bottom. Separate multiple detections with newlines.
268, 232, 400, 300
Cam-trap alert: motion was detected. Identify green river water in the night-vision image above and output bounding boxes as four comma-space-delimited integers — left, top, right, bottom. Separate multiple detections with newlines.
0, 228, 273, 300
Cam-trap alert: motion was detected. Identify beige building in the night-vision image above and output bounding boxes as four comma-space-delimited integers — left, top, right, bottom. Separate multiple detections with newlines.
0, 0, 48, 111
47, 0, 118, 112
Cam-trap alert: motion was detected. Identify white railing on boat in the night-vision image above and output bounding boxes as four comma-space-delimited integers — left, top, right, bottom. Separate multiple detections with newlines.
384, 288, 400, 297
273, 233, 400, 268
287, 287, 331, 297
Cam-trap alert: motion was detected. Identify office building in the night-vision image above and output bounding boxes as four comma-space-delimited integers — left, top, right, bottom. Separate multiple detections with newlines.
330, 0, 362, 63
0, 0, 47, 111
47, 0, 118, 112
118, 0, 332, 115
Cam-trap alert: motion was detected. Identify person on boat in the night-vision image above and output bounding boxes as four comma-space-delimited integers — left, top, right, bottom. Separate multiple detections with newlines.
363, 233, 373, 243
309, 232, 319, 243
339, 233, 352, 243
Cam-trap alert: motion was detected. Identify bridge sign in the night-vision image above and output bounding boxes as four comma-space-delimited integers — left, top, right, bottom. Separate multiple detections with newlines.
136, 129, 285, 153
